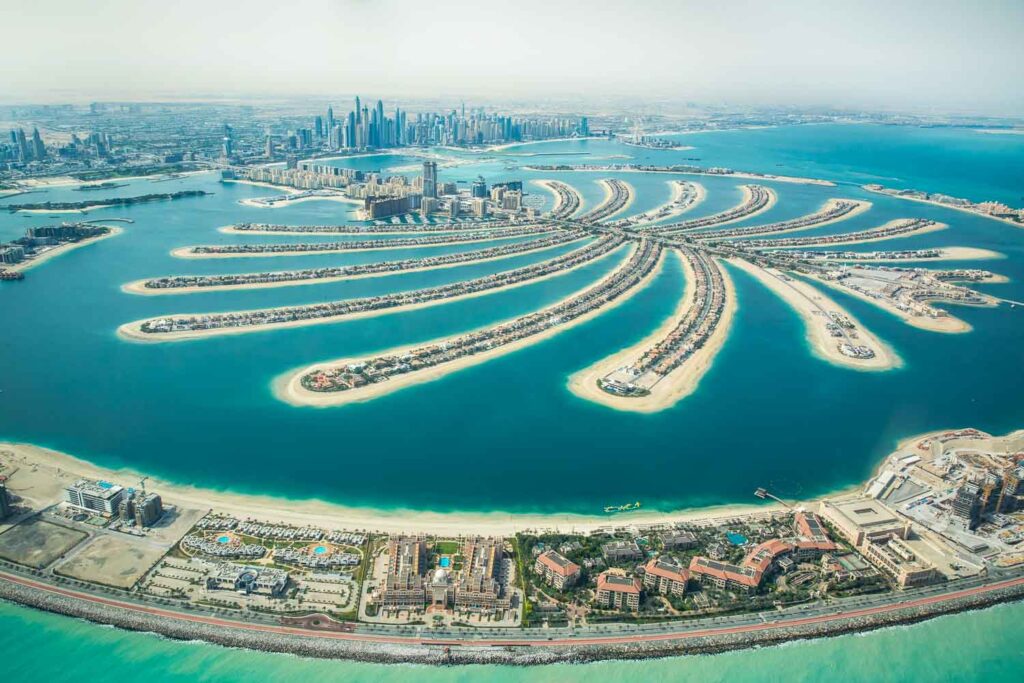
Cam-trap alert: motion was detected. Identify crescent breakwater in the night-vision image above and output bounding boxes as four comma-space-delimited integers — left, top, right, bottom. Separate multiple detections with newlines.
278, 241, 662, 407
649, 184, 776, 233
522, 163, 837, 186
120, 235, 626, 341
170, 225, 554, 259
124, 231, 590, 295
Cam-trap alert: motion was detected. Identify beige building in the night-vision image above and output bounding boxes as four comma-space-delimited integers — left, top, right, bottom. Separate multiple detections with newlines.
859, 533, 938, 588
818, 499, 910, 547
642, 558, 689, 597
379, 536, 427, 609
595, 570, 641, 611
535, 550, 581, 590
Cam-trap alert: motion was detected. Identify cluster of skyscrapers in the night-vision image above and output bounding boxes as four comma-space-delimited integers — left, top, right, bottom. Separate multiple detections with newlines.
2, 128, 47, 163
258, 97, 590, 155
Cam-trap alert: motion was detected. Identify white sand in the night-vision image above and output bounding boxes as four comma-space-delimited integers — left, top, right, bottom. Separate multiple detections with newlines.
118, 240, 621, 342
715, 199, 872, 239
727, 258, 900, 371
170, 230, 554, 259
567, 251, 738, 412
769, 220, 947, 248
122, 237, 589, 296
532, 179, 585, 218
0, 440, 790, 535
6, 227, 123, 273
627, 180, 707, 226
863, 186, 1024, 229
274, 245, 664, 409
805, 247, 1005, 263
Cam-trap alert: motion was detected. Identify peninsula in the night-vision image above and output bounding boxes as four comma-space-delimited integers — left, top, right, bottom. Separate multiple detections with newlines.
4, 189, 210, 213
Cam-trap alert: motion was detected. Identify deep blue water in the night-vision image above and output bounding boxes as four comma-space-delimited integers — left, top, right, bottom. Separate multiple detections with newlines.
1, 124, 1022, 515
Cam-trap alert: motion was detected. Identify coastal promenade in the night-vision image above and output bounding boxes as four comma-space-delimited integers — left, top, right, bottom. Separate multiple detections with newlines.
2, 560, 1021, 664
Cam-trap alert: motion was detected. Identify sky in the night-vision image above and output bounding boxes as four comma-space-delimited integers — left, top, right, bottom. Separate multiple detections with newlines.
2, 0, 1023, 115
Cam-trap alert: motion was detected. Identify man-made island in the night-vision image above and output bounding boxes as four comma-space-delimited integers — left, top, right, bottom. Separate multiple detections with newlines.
4, 189, 210, 213
1, 427, 1022, 664
0, 222, 121, 279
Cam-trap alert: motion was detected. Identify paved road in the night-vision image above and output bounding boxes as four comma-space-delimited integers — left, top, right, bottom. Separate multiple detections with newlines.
2, 569, 1022, 648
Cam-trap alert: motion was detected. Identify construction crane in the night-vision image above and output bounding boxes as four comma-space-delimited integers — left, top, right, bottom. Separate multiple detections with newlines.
138, 476, 149, 495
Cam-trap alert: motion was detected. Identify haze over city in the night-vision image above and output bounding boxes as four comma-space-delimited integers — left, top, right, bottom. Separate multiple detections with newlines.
2, 0, 1023, 113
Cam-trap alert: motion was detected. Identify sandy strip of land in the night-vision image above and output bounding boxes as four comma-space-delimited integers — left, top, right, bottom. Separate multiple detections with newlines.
238, 194, 363, 210
719, 199, 872, 239
273, 245, 665, 409
588, 178, 635, 222
484, 136, 604, 153
727, 258, 900, 371
118, 241, 624, 342
218, 222, 516, 236
5, 227, 123, 273
532, 179, 585, 218
122, 237, 590, 296
533, 166, 835, 187
769, 220, 947, 248
690, 185, 779, 231
804, 273, 972, 334
628, 180, 707, 226
794, 247, 1005, 263
567, 252, 739, 412
10, 170, 209, 190
862, 186, 1024, 229
169, 230, 555, 259
0, 440, 793, 536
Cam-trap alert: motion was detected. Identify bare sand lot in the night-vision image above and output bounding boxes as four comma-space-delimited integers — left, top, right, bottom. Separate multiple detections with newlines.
0, 519, 88, 568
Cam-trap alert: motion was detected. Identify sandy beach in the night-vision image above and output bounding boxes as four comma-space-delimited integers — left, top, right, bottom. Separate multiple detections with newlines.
727, 258, 900, 371
10, 169, 209, 190
537, 166, 835, 187
628, 180, 707, 226
805, 273, 973, 334
806, 246, 1005, 263
122, 236, 589, 296
170, 230, 553, 259
590, 178, 635, 221
0, 439, 787, 536
238, 194, 362, 210
118, 241, 624, 342
567, 251, 738, 412
218, 222, 515, 236
862, 186, 1024, 229
724, 198, 872, 239
532, 178, 585, 218
6, 226, 123, 273
708, 184, 779, 229
771, 219, 947, 248
274, 245, 664, 409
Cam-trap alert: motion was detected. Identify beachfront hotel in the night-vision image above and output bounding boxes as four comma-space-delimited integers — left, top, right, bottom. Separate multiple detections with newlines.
642, 558, 689, 597
594, 570, 642, 611
535, 549, 581, 590
64, 478, 126, 517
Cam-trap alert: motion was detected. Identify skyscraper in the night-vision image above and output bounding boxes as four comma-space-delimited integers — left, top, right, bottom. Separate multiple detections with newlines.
327, 106, 335, 132
422, 161, 438, 198
31, 128, 46, 159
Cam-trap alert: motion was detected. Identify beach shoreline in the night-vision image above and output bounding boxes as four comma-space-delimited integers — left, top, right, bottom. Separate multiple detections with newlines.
6, 226, 123, 273
274, 245, 663, 409
726, 258, 901, 371
566, 252, 738, 412
771, 219, 947, 248
118, 240, 621, 341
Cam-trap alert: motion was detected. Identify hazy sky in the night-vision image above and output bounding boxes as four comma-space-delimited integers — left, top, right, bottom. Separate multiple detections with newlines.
2, 0, 1023, 114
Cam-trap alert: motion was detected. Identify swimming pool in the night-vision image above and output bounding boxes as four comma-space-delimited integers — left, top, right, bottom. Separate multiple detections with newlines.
439, 557, 451, 568
216, 535, 231, 544
726, 532, 749, 546
313, 545, 328, 555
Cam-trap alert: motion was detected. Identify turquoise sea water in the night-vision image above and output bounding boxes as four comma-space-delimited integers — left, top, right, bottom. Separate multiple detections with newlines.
2, 122, 1023, 681
2, 598, 1022, 682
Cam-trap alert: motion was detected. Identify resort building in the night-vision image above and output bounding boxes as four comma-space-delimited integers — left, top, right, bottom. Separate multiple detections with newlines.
64, 479, 126, 517
858, 534, 938, 589
642, 557, 689, 597
688, 556, 761, 592
453, 536, 510, 612
380, 536, 427, 609
660, 530, 699, 551
206, 563, 288, 597
535, 549, 581, 590
818, 499, 910, 547
601, 539, 642, 564
594, 570, 641, 611
118, 491, 164, 528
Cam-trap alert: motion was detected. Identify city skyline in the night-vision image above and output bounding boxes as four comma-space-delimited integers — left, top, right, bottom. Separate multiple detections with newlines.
1, 0, 1023, 115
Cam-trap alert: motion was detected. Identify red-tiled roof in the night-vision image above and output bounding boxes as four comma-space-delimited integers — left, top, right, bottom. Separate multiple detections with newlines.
596, 571, 641, 594
537, 550, 580, 577
644, 558, 689, 584
688, 556, 761, 588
